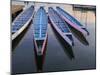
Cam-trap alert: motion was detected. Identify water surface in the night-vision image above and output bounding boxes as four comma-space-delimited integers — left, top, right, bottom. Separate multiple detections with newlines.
12, 3, 96, 74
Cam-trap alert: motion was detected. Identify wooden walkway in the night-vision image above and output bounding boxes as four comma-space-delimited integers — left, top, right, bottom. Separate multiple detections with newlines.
12, 5, 24, 14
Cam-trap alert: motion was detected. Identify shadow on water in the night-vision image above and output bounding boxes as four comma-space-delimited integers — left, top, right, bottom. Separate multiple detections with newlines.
12, 9, 23, 22
68, 24, 89, 46
57, 35, 75, 60
12, 20, 32, 51
33, 36, 48, 72
34, 55, 43, 72
48, 19, 75, 60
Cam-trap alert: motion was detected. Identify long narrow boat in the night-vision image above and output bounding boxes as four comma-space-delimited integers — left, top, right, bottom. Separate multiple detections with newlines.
12, 6, 34, 40
48, 7, 74, 46
56, 7, 89, 35
33, 7, 48, 56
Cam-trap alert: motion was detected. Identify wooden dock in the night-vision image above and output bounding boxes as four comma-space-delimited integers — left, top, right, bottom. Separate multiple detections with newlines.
73, 5, 96, 10
12, 5, 24, 14
12, 5, 24, 21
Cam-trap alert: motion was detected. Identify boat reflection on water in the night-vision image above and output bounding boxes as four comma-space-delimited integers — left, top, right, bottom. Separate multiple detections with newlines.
68, 24, 89, 46
57, 35, 75, 60
48, 20, 74, 60
33, 36, 48, 72
12, 21, 32, 51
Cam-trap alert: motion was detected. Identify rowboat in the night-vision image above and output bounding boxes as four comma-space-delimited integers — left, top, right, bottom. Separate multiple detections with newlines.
33, 7, 48, 56
48, 7, 74, 46
56, 7, 89, 35
12, 6, 34, 40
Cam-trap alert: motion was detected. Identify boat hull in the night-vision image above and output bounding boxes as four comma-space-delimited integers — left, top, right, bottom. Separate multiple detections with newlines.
33, 33, 48, 56
60, 15, 88, 35
12, 9, 34, 41
33, 34, 48, 72
12, 20, 32, 50
33, 7, 48, 56
12, 16, 33, 40
56, 7, 89, 35
48, 16, 73, 46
